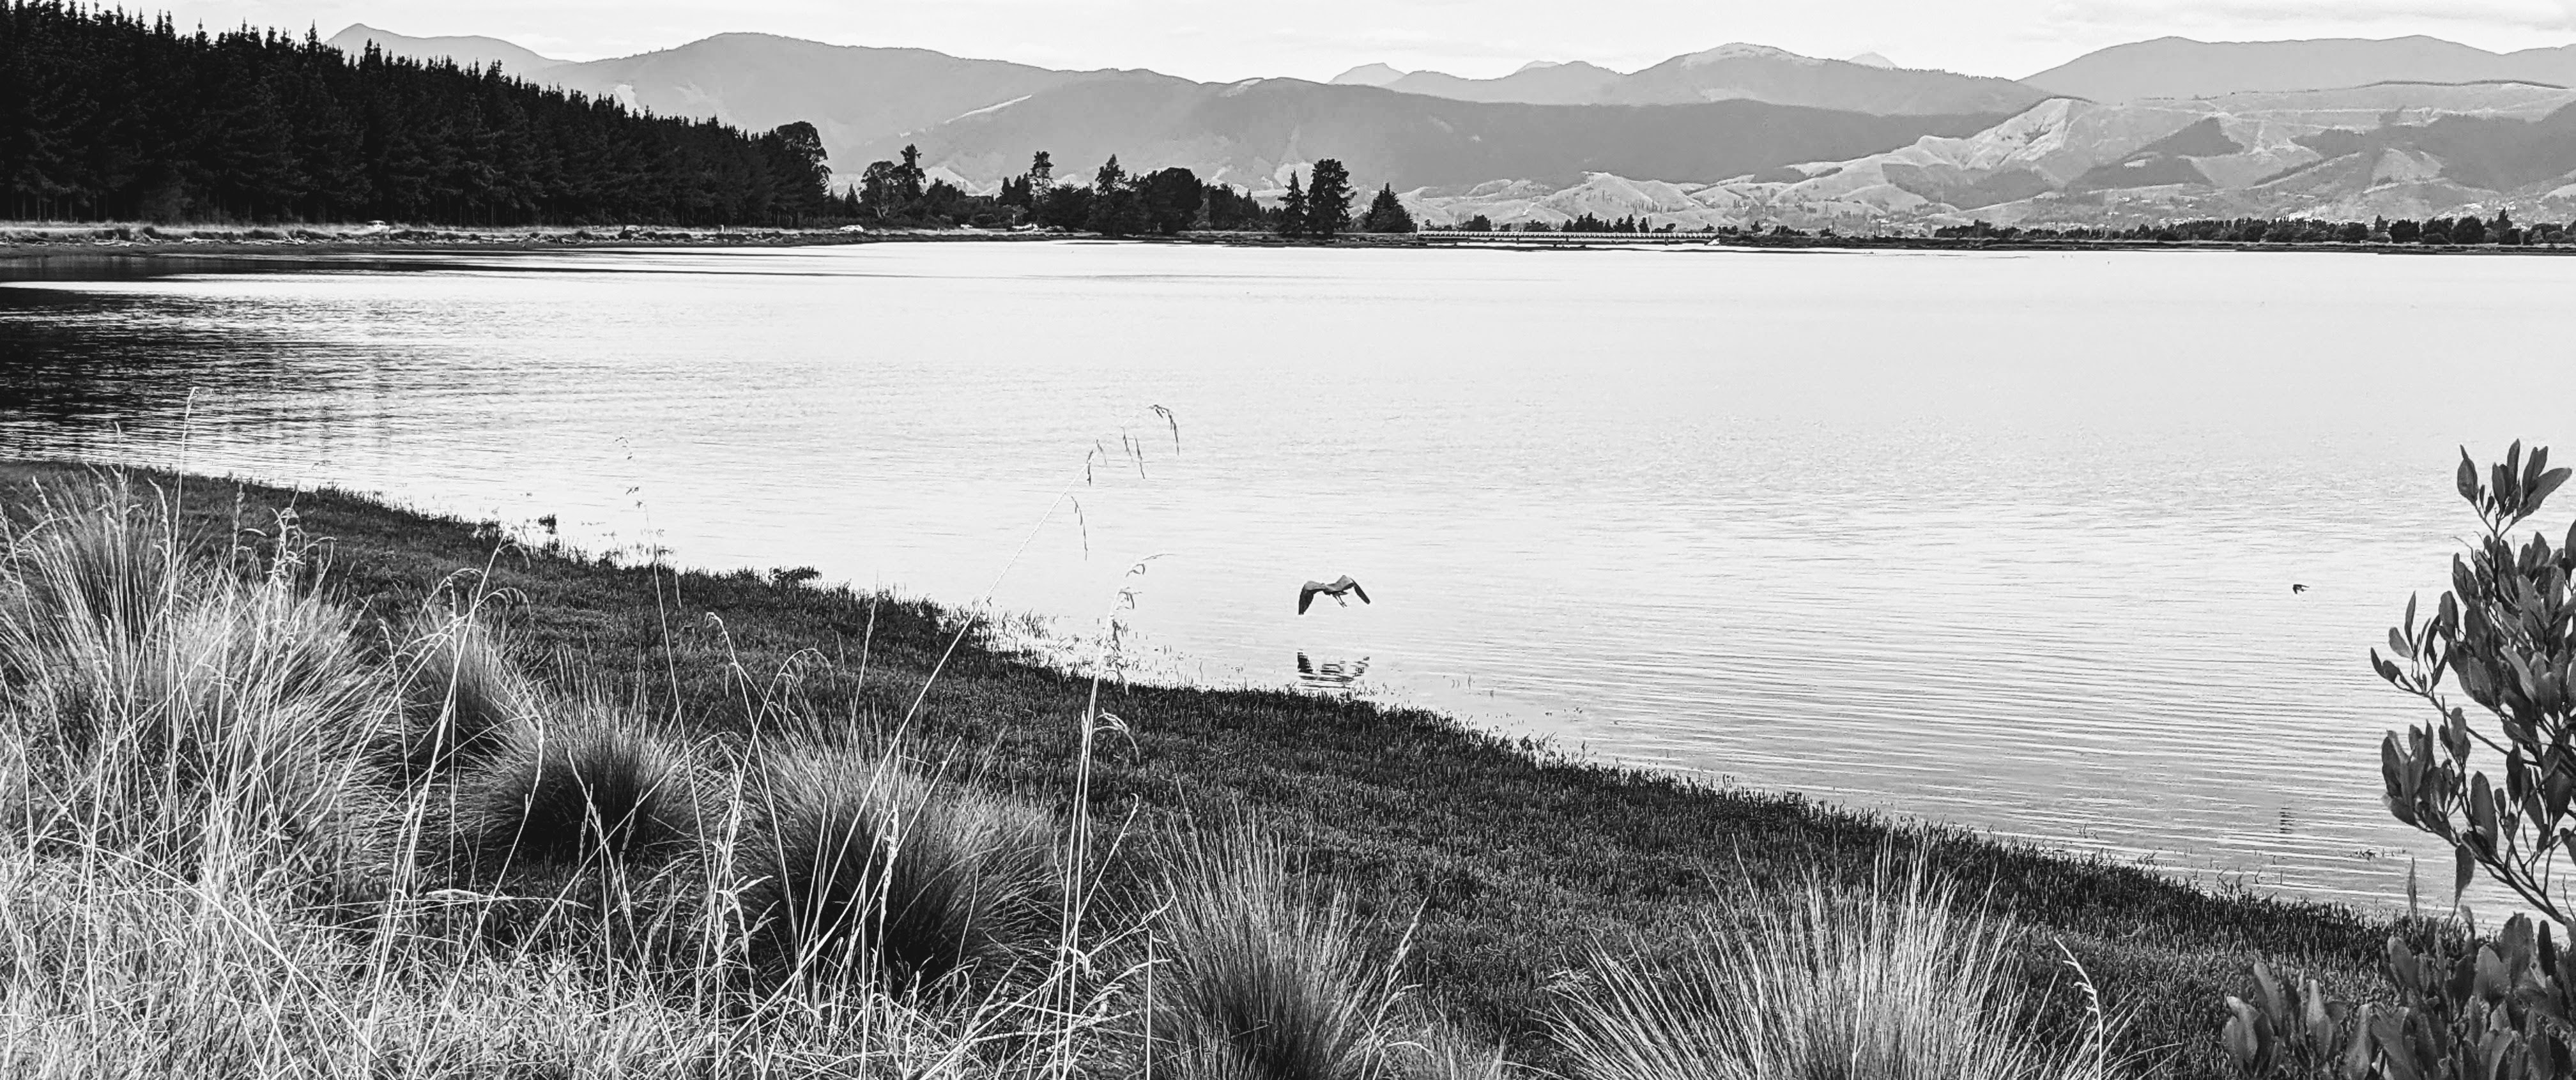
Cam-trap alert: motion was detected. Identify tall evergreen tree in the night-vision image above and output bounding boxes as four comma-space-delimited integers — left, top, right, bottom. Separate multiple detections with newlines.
896, 143, 926, 202
760, 121, 829, 225
1276, 172, 1307, 239
1305, 158, 1353, 241
1360, 183, 1413, 234
1085, 155, 1143, 236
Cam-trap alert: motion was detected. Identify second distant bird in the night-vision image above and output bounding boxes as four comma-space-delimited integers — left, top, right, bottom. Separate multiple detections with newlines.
1298, 575, 1372, 615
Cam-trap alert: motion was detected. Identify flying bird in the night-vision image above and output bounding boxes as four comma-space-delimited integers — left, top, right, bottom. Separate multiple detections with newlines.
1298, 575, 1371, 615
2291, 584, 2308, 594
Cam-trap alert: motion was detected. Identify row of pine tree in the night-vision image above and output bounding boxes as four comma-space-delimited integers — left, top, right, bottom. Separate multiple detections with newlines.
839, 147, 1417, 237
0, 1, 831, 225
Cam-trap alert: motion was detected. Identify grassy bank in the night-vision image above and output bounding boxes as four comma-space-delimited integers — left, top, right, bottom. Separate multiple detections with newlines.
0, 460, 2395, 1076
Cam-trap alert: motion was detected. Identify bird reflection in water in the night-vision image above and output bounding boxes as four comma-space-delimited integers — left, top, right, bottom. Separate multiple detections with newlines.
1295, 652, 1370, 692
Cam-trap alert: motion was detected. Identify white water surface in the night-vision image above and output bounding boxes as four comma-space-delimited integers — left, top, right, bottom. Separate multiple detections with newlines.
8, 240, 2574, 909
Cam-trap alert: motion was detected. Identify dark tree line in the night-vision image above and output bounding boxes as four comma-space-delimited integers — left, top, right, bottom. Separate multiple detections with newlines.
985, 151, 1275, 235
1935, 210, 2573, 246
0, 1, 831, 225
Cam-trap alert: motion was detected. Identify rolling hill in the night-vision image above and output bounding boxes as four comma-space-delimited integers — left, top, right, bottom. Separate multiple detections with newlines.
326, 24, 567, 76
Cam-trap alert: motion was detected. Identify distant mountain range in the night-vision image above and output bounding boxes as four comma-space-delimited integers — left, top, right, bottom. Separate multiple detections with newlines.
2024, 36, 2576, 102
1326, 45, 2048, 116
1407, 83, 2576, 229
326, 23, 2576, 229
848, 76, 2006, 191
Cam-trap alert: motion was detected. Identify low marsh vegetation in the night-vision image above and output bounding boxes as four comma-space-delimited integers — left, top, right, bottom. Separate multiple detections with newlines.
0, 464, 2405, 1076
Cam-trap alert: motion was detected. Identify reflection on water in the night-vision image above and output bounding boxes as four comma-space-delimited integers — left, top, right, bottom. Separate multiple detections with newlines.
10, 242, 2576, 912
1295, 651, 1372, 691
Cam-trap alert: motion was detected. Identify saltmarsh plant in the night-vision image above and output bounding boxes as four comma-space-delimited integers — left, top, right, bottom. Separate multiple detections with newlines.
1549, 855, 2124, 1080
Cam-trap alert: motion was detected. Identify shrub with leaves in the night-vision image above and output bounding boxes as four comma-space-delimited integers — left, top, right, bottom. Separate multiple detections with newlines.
2374, 442, 2576, 919
2223, 914, 2576, 1079
2224, 443, 2576, 1080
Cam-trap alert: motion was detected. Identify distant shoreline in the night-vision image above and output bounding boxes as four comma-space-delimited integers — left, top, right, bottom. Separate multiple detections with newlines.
8, 221, 2573, 262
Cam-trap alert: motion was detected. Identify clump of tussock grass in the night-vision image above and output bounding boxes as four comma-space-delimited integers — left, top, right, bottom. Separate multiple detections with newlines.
1548, 854, 2128, 1080
388, 604, 538, 777
453, 701, 702, 872
0, 473, 176, 647
1149, 819, 1420, 1080
0, 476, 395, 870
0, 475, 1142, 1077
744, 737, 1063, 993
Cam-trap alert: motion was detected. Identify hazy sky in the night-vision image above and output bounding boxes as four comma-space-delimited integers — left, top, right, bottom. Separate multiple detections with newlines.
146, 0, 2576, 80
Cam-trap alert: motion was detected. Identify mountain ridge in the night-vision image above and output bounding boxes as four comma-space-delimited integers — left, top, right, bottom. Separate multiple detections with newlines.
1324, 44, 2048, 115
326, 24, 567, 76
312, 23, 2576, 229
856, 77, 2010, 192
2027, 36, 2576, 102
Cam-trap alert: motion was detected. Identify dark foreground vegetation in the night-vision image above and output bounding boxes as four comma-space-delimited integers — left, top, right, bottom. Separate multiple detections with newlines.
0, 459, 2419, 1077
0, 1, 832, 225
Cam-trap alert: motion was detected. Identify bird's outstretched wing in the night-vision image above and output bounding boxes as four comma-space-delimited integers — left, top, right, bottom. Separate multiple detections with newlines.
1338, 576, 1370, 605
1298, 581, 1325, 615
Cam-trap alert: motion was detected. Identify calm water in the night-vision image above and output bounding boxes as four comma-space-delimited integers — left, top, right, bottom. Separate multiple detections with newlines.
4, 241, 2570, 909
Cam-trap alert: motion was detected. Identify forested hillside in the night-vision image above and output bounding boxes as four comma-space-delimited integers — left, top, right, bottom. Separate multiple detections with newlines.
0, 2, 831, 225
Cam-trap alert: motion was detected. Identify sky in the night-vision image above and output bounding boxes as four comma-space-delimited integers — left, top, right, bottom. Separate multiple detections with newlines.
140, 0, 2576, 81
